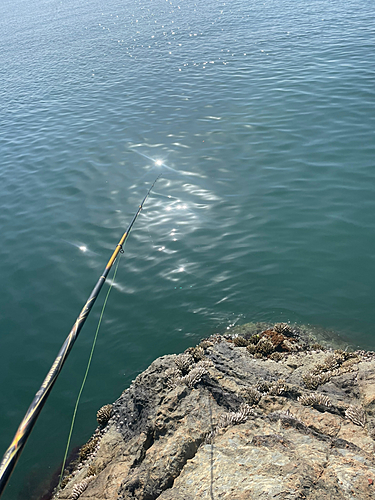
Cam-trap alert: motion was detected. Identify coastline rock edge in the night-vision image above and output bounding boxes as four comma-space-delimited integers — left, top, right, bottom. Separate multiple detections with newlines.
53, 322, 375, 500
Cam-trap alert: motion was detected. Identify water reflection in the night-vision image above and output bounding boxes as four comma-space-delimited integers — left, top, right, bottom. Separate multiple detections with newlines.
128, 147, 202, 179
61, 239, 99, 256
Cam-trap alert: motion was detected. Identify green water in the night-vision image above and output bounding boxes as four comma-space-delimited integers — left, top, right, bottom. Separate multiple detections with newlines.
1, 0, 375, 497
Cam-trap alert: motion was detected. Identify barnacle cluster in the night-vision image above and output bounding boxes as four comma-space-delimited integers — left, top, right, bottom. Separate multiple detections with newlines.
243, 323, 300, 358
268, 409, 305, 428
178, 360, 212, 388
87, 463, 105, 477
60, 473, 73, 489
274, 322, 294, 336
256, 380, 271, 393
242, 387, 262, 405
174, 353, 194, 375
255, 378, 289, 396
185, 346, 205, 362
97, 404, 113, 427
198, 334, 223, 350
59, 432, 102, 492
71, 475, 96, 500
268, 379, 289, 396
248, 334, 261, 345
345, 405, 366, 427
79, 436, 100, 462
269, 352, 283, 361
165, 366, 181, 388
205, 403, 254, 443
199, 340, 214, 349
219, 403, 254, 428
167, 349, 213, 389
303, 350, 359, 389
319, 353, 342, 371
298, 393, 332, 408
246, 344, 256, 355
232, 336, 249, 347
302, 372, 332, 390
257, 337, 275, 355
246, 337, 274, 357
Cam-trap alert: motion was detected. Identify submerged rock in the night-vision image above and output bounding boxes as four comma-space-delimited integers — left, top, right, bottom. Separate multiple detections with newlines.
53, 323, 375, 500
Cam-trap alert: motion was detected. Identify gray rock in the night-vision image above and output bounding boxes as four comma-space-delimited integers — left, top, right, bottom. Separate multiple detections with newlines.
53, 325, 375, 500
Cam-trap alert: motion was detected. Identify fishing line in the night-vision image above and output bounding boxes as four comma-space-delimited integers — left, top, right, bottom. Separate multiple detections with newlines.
58, 249, 123, 489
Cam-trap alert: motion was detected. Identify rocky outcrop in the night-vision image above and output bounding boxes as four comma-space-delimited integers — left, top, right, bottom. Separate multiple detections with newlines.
53, 322, 375, 500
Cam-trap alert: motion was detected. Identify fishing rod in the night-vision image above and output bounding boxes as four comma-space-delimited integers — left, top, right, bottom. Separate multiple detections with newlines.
0, 175, 161, 497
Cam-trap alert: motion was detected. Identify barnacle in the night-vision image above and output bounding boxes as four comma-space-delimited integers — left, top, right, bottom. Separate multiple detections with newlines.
274, 322, 293, 336
268, 379, 289, 396
199, 340, 214, 349
219, 404, 254, 428
165, 366, 181, 387
311, 363, 326, 374
256, 380, 272, 394
237, 402, 254, 418
179, 363, 208, 387
298, 393, 332, 407
97, 404, 113, 427
196, 358, 213, 369
339, 356, 359, 371
305, 351, 359, 390
175, 353, 194, 374
256, 337, 275, 356
302, 372, 332, 390
243, 387, 262, 405
334, 349, 356, 360
262, 330, 285, 350
268, 410, 305, 428
60, 473, 73, 489
79, 436, 100, 462
71, 475, 96, 500
345, 405, 366, 427
276, 408, 297, 419
185, 346, 205, 362
87, 464, 102, 477
205, 404, 256, 444
248, 334, 261, 345
232, 336, 249, 347
321, 354, 343, 371
246, 344, 257, 355
71, 481, 87, 500
208, 334, 223, 344
269, 352, 283, 361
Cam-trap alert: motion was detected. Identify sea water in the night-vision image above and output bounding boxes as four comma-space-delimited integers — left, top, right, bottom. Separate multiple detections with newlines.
1, 0, 375, 497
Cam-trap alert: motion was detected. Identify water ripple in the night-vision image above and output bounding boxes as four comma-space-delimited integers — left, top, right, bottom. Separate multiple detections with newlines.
1, 0, 375, 497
